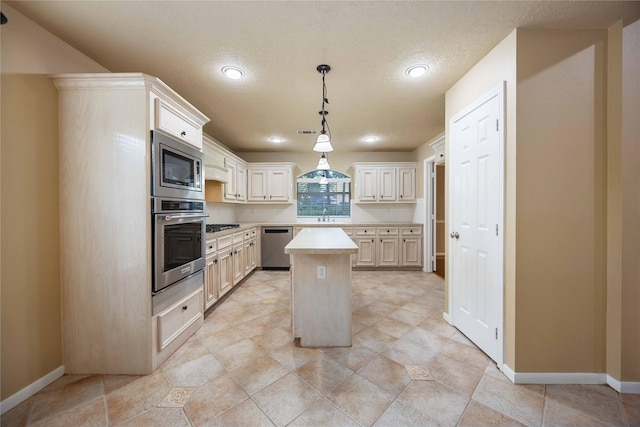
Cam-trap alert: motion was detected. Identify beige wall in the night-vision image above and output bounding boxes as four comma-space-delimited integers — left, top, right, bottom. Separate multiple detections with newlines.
607, 18, 640, 383
515, 29, 608, 373
446, 23, 639, 378
0, 4, 107, 400
445, 30, 518, 368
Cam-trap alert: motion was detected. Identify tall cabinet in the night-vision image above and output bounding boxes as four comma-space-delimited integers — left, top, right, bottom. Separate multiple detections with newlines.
52, 73, 209, 375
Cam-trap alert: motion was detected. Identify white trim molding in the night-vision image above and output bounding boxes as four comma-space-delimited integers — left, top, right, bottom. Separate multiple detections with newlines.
607, 375, 640, 394
0, 365, 65, 415
500, 365, 640, 393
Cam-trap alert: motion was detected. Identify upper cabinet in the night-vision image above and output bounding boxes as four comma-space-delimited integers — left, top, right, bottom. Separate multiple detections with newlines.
247, 163, 296, 203
223, 157, 247, 203
352, 162, 417, 203
154, 98, 205, 150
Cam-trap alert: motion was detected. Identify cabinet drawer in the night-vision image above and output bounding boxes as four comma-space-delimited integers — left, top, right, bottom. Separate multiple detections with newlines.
232, 231, 244, 244
206, 239, 216, 254
155, 98, 202, 149
244, 228, 257, 239
157, 289, 202, 351
354, 227, 376, 236
217, 235, 233, 249
401, 227, 421, 236
377, 227, 399, 236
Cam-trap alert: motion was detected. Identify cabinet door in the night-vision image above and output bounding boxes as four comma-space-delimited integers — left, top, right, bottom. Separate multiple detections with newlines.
378, 167, 397, 201
204, 252, 219, 309
267, 168, 290, 202
155, 98, 203, 149
247, 169, 268, 201
357, 167, 378, 202
218, 247, 233, 297
377, 237, 399, 266
245, 238, 256, 274
232, 243, 245, 284
224, 159, 237, 201
398, 167, 416, 201
401, 236, 422, 266
236, 164, 247, 202
355, 237, 376, 266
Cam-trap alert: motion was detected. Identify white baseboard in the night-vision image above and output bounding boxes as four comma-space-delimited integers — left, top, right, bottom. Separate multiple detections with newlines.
607, 375, 640, 394
442, 312, 452, 325
0, 365, 64, 415
481, 364, 640, 394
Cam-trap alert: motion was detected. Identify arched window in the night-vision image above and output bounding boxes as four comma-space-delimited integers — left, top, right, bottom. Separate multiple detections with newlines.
297, 170, 351, 218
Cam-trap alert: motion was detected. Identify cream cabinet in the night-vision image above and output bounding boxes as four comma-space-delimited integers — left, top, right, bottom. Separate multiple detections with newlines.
244, 228, 257, 274
218, 246, 234, 298
247, 163, 295, 203
52, 73, 209, 374
400, 227, 422, 266
377, 227, 399, 267
352, 225, 422, 268
223, 157, 247, 203
154, 98, 204, 150
204, 240, 219, 310
352, 163, 417, 203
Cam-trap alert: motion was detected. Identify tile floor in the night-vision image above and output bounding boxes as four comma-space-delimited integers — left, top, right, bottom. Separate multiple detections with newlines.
3, 270, 639, 426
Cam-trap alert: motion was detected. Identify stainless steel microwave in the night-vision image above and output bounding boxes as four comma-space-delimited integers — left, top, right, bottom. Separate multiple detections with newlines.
151, 130, 204, 200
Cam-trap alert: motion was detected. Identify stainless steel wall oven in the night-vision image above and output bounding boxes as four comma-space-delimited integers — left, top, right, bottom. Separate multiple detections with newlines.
152, 198, 207, 295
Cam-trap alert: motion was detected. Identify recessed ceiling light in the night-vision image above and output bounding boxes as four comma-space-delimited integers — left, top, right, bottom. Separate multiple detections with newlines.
222, 66, 245, 80
363, 136, 378, 143
405, 64, 429, 78
268, 136, 284, 143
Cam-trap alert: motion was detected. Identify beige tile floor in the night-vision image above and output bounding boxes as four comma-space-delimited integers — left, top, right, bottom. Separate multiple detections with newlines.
3, 270, 639, 426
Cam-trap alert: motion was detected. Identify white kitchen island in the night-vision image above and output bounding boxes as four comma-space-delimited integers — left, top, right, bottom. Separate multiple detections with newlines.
284, 227, 359, 347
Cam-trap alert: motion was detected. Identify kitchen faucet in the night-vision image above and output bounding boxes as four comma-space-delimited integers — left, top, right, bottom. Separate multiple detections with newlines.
322, 207, 329, 222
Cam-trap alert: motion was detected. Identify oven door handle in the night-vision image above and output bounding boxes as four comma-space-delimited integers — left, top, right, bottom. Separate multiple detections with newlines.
157, 213, 208, 222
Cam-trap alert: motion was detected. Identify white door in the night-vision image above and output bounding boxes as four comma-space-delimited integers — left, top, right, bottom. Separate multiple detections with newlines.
449, 83, 504, 365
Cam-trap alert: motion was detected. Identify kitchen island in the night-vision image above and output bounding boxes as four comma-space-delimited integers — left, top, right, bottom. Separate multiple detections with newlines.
284, 227, 359, 347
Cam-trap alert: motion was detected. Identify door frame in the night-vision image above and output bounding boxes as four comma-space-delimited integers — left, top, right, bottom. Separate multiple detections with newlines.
423, 155, 435, 272
447, 81, 505, 368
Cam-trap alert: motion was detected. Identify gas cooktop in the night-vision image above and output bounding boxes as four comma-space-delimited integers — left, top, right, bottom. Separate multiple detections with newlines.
206, 224, 240, 233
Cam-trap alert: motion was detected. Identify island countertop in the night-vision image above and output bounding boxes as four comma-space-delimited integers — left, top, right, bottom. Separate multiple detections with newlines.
284, 227, 358, 255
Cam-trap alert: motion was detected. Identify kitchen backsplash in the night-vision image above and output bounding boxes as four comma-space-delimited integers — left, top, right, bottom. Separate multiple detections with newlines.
207, 199, 425, 224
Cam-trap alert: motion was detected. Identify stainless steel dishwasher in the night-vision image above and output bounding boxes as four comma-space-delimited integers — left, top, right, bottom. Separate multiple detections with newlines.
261, 226, 293, 269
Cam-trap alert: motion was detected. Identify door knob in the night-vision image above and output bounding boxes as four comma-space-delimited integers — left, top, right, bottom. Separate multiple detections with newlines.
450, 231, 460, 239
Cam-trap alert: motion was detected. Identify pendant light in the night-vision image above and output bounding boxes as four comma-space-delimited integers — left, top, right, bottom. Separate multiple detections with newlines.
313, 64, 334, 152
316, 153, 330, 170
319, 172, 329, 185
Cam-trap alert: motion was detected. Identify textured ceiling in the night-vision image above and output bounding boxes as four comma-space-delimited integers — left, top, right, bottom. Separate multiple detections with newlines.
7, 1, 640, 153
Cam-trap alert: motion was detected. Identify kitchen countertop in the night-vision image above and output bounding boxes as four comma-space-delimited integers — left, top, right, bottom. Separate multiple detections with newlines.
205, 222, 422, 239
284, 228, 358, 255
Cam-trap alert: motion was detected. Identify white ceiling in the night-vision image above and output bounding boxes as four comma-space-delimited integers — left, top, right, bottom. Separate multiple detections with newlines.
7, 1, 640, 153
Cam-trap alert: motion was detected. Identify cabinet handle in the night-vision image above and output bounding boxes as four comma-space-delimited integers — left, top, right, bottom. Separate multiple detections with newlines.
264, 195, 266, 199
403, 239, 406, 242
182, 305, 188, 311
387, 229, 390, 233
400, 194, 403, 198
364, 230, 367, 233
181, 131, 186, 137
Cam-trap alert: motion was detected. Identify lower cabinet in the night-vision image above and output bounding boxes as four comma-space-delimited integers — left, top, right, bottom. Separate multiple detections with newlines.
204, 227, 258, 305
157, 288, 203, 352
353, 225, 422, 268
218, 246, 234, 298
204, 251, 219, 310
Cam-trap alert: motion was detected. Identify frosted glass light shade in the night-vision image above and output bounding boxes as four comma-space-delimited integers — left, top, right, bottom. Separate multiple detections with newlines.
313, 137, 333, 152
316, 155, 330, 170
319, 176, 329, 184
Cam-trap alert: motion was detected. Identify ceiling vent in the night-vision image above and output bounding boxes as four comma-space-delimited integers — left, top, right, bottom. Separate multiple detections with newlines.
297, 130, 318, 135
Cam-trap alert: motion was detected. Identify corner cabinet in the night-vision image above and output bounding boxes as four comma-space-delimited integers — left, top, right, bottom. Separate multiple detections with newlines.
352, 162, 417, 203
51, 73, 209, 375
247, 163, 295, 203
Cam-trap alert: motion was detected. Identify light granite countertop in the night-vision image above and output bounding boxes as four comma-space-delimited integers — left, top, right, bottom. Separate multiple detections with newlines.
284, 227, 358, 255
